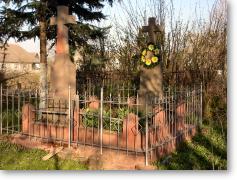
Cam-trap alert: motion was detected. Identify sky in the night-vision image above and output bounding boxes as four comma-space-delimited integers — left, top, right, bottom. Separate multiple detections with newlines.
4, 0, 217, 53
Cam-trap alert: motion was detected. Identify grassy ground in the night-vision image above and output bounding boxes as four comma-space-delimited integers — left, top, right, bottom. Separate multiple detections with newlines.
155, 124, 227, 170
0, 123, 227, 170
0, 140, 88, 170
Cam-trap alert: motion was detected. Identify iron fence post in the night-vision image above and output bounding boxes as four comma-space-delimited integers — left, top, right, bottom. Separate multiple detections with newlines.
200, 83, 203, 127
11, 90, 14, 134
0, 83, 2, 135
68, 85, 71, 148
6, 87, 8, 134
18, 91, 20, 133
100, 87, 103, 155
145, 95, 148, 166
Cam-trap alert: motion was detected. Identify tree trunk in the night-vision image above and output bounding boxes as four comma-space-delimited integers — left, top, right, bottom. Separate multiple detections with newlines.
39, 1, 47, 109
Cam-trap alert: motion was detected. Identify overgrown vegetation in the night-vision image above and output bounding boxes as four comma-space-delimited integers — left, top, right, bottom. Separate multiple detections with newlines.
154, 80, 227, 170
82, 106, 150, 132
155, 123, 227, 170
82, 107, 129, 131
0, 140, 88, 170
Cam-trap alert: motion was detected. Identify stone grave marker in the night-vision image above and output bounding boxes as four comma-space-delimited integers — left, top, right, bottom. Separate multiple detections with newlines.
139, 17, 164, 104
50, 5, 77, 99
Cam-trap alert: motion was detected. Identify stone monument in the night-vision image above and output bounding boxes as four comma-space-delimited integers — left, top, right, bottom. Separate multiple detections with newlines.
139, 17, 164, 104
50, 5, 77, 99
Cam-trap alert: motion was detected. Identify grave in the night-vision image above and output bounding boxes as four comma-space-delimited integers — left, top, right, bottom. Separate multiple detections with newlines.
50, 5, 77, 99
36, 5, 77, 127
18, 12, 199, 168
139, 17, 164, 104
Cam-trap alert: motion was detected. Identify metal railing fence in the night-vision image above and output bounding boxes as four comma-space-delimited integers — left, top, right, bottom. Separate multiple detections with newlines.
0, 83, 202, 166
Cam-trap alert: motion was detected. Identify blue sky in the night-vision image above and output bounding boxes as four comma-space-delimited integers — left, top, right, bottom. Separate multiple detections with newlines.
5, 0, 217, 53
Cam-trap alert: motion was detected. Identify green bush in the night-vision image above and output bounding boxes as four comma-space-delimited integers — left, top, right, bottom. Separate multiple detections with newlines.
82, 107, 129, 131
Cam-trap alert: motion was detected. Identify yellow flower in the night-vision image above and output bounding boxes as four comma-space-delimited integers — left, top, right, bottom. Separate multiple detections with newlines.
154, 48, 159, 55
151, 56, 158, 63
141, 55, 145, 62
142, 49, 147, 56
148, 44, 154, 51
145, 59, 151, 66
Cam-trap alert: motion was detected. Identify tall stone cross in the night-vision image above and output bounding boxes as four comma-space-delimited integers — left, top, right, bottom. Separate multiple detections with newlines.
141, 17, 162, 44
50, 5, 77, 99
139, 17, 164, 105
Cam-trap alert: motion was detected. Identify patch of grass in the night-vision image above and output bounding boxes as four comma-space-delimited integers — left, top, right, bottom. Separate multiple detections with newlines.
154, 124, 227, 170
0, 140, 88, 170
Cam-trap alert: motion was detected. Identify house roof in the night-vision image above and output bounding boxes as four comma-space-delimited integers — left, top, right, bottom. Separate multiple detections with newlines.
0, 44, 38, 63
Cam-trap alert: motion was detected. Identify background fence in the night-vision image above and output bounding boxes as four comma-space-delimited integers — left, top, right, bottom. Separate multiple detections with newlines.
0, 83, 202, 165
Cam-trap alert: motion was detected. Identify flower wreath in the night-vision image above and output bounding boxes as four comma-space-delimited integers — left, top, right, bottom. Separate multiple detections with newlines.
140, 43, 160, 68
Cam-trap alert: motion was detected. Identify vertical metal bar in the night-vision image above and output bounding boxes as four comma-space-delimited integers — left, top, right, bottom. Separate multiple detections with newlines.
188, 89, 190, 134
52, 98, 55, 125
190, 88, 193, 127
11, 90, 14, 133
196, 86, 198, 126
122, 83, 125, 103
0, 84, 2, 135
6, 87, 8, 134
171, 94, 174, 138
168, 87, 171, 136
197, 86, 199, 127
54, 99, 57, 141
154, 96, 157, 145
109, 93, 112, 149
46, 92, 49, 142
176, 89, 179, 143
18, 91, 20, 133
135, 92, 139, 156
28, 92, 31, 140
195, 87, 196, 126
91, 95, 94, 147
117, 92, 121, 152
174, 87, 177, 139
185, 90, 188, 137
118, 93, 121, 109
145, 95, 148, 166
68, 86, 71, 148
200, 83, 203, 127
194, 86, 197, 126
84, 91, 87, 146
196, 86, 198, 123
150, 96, 154, 160
165, 91, 168, 134
23, 91, 25, 105
100, 87, 103, 155
188, 90, 190, 134
190, 89, 192, 128
59, 99, 63, 145
126, 90, 130, 155
157, 97, 161, 144
34, 90, 37, 138
192, 87, 194, 126
29, 90, 31, 105
77, 95, 80, 146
